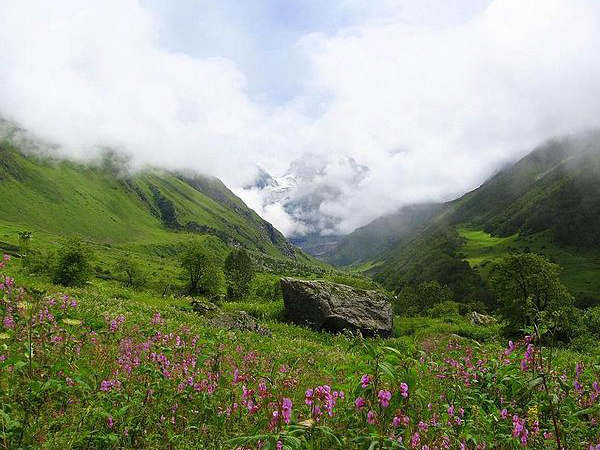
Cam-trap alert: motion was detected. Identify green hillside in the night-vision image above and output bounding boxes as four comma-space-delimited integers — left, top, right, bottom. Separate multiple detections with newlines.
0, 139, 321, 273
325, 132, 600, 305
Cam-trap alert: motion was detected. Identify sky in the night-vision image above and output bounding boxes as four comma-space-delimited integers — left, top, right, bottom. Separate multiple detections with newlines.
1, 0, 600, 236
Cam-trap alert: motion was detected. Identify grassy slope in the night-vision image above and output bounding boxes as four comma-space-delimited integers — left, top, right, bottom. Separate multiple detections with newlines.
0, 141, 316, 263
328, 133, 600, 303
458, 226, 600, 302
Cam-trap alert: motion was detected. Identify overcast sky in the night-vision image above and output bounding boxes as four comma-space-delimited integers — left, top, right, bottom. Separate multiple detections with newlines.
1, 1, 600, 236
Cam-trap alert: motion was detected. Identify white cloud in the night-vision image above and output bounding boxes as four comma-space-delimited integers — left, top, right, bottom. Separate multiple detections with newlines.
1, 0, 600, 236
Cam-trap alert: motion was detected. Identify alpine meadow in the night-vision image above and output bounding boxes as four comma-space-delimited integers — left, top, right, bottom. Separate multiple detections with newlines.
2, 2, 600, 450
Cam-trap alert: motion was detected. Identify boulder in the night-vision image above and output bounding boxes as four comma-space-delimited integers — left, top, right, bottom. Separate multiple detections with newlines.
210, 311, 271, 336
280, 278, 393, 337
190, 298, 219, 316
470, 311, 497, 326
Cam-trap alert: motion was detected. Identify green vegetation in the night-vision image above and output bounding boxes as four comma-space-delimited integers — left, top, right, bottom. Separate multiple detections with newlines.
224, 248, 255, 299
52, 237, 95, 286
178, 239, 224, 297
2, 132, 600, 448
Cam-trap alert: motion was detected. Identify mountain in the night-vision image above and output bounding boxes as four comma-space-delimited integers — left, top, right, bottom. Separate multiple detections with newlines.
242, 155, 369, 236
323, 131, 600, 305
0, 136, 308, 263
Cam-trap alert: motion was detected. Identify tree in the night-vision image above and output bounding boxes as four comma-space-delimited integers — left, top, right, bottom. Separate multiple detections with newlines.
490, 253, 574, 336
224, 248, 255, 300
393, 280, 453, 316
52, 237, 94, 286
18, 231, 32, 255
114, 254, 147, 289
178, 240, 223, 297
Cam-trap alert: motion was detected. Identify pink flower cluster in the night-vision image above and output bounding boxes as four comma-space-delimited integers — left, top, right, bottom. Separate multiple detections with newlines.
305, 385, 344, 420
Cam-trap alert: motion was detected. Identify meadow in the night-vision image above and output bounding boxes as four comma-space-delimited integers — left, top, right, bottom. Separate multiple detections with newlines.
2, 253, 600, 450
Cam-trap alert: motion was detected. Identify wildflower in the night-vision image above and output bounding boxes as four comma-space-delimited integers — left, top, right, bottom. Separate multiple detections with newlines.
504, 340, 515, 356
447, 405, 455, 417
367, 410, 377, 424
305, 388, 313, 405
576, 362, 584, 379
361, 374, 372, 388
3, 254, 9, 262
355, 397, 366, 409
282, 397, 292, 424
151, 312, 163, 325
106, 416, 114, 428
400, 382, 409, 398
501, 408, 508, 419
418, 420, 429, 432
520, 344, 534, 371
410, 432, 420, 449
3, 315, 15, 329
378, 390, 392, 408
109, 315, 125, 332
276, 440, 283, 450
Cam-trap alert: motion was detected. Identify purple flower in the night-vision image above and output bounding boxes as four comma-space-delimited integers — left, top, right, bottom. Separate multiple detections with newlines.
106, 416, 114, 428
282, 397, 292, 424
378, 390, 392, 408
399, 382, 409, 398
355, 397, 366, 409
361, 374, 372, 388
410, 432, 420, 449
367, 410, 377, 424
3, 315, 15, 329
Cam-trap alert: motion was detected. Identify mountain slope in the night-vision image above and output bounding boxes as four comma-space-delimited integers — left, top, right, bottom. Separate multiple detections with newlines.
0, 139, 300, 260
325, 131, 600, 304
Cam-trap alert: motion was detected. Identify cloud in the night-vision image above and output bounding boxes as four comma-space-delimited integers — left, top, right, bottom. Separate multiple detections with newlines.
1, 0, 600, 236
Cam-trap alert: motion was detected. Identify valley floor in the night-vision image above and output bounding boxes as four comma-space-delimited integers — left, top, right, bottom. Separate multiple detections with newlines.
2, 257, 600, 449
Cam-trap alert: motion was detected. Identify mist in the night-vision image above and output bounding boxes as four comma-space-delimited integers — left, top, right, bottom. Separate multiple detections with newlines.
1, 0, 600, 236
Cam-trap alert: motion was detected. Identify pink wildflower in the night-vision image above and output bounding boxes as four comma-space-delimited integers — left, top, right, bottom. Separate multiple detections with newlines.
367, 410, 377, 424
355, 397, 366, 409
361, 374, 372, 388
378, 390, 392, 408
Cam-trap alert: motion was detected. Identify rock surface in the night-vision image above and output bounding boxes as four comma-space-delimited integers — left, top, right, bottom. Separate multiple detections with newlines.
210, 311, 271, 336
470, 311, 497, 326
280, 278, 393, 337
190, 298, 219, 315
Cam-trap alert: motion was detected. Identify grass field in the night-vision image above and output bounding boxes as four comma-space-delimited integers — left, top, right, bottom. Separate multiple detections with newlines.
458, 225, 600, 302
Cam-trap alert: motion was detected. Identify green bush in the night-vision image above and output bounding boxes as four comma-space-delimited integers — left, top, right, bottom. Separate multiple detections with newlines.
21, 249, 54, 276
178, 240, 224, 297
427, 300, 461, 318
113, 254, 148, 289
51, 238, 94, 286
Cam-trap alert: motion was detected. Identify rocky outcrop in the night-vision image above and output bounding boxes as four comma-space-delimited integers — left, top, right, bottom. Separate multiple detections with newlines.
210, 311, 271, 336
280, 278, 393, 337
470, 311, 497, 326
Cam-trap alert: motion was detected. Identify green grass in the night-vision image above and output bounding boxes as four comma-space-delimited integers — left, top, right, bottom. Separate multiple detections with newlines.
458, 225, 600, 301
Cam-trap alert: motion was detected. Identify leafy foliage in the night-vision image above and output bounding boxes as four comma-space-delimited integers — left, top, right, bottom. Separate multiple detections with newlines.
51, 237, 94, 286
490, 253, 574, 337
178, 240, 224, 297
113, 254, 148, 289
224, 248, 255, 300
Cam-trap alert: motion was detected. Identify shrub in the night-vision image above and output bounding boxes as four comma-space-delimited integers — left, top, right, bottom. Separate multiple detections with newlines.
178, 240, 224, 297
427, 300, 461, 318
51, 237, 94, 286
394, 280, 454, 316
224, 248, 254, 300
113, 254, 148, 289
21, 249, 54, 276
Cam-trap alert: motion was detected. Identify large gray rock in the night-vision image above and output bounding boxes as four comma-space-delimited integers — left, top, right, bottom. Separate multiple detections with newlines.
280, 278, 393, 337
